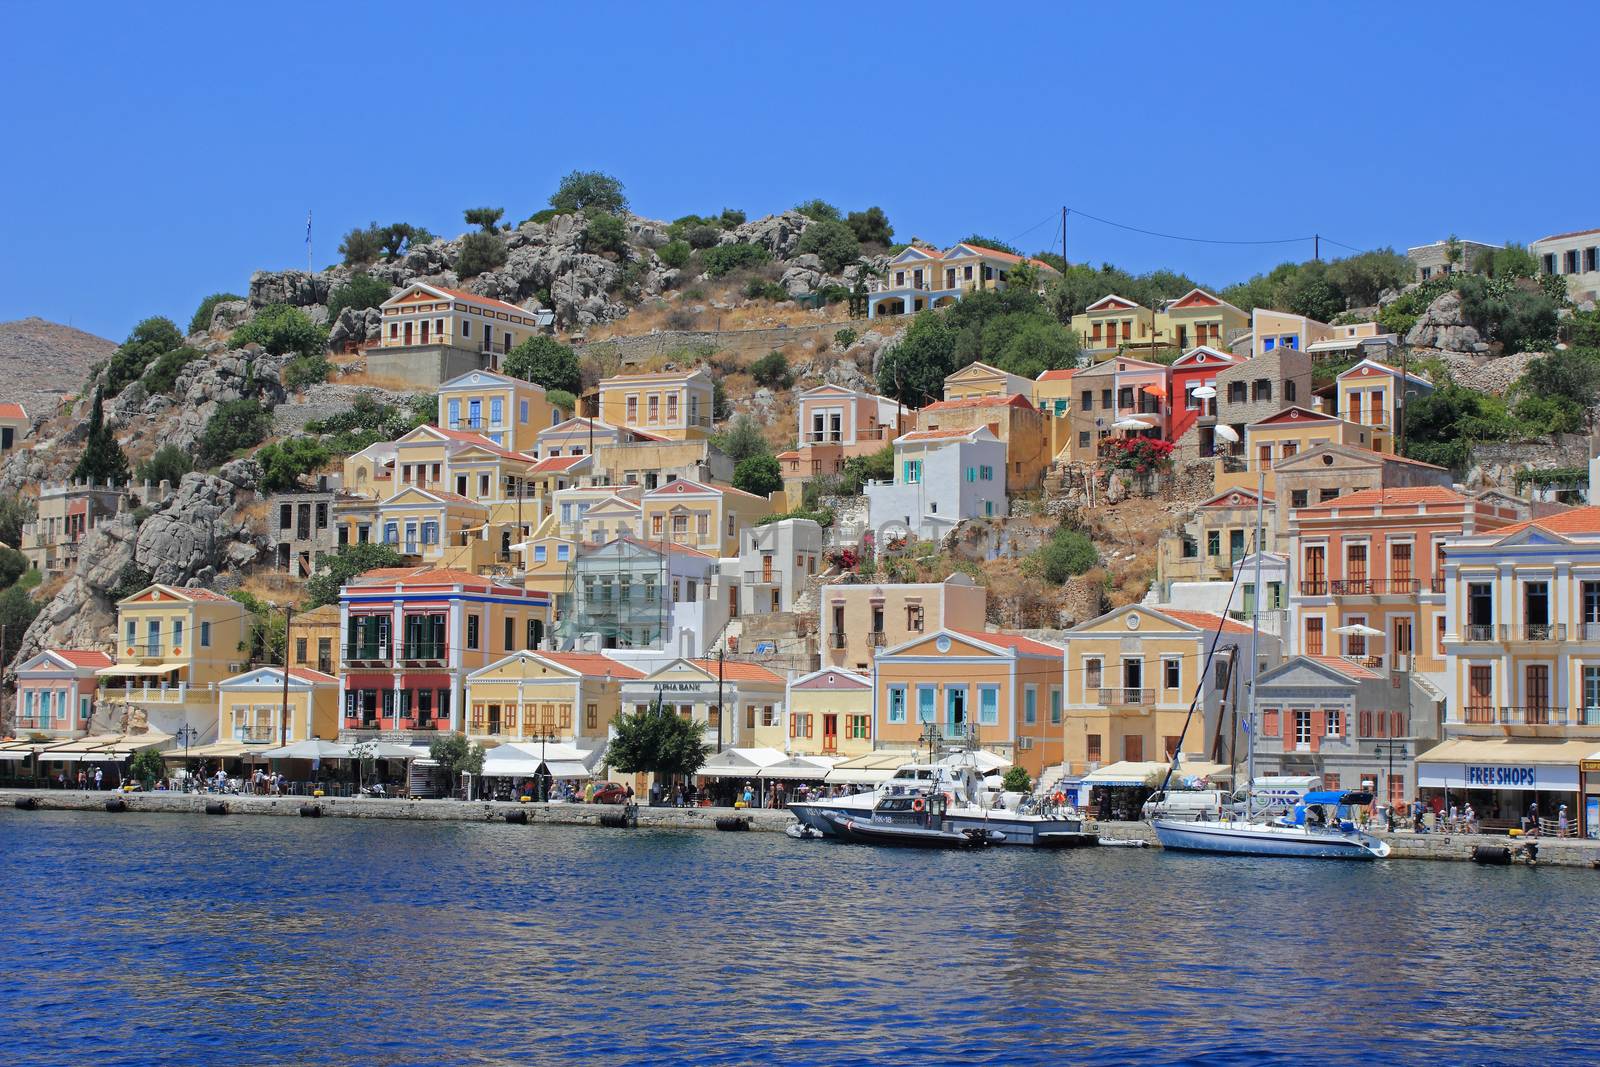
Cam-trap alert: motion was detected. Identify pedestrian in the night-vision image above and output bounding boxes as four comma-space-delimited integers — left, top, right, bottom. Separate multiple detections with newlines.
1464, 803, 1478, 834
76, 769, 87, 791
1559, 804, 1570, 838
1526, 799, 1541, 837
93, 767, 103, 791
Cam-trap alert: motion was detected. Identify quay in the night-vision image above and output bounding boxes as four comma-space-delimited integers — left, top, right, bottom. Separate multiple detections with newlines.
7, 788, 1600, 866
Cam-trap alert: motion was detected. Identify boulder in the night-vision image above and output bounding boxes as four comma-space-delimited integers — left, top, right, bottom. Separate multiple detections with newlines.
1404, 289, 1483, 352
209, 299, 253, 333
248, 269, 336, 309
726, 211, 812, 260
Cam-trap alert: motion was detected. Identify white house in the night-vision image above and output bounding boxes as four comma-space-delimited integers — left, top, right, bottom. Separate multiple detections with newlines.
1532, 226, 1600, 303
865, 425, 1007, 542
719, 517, 824, 617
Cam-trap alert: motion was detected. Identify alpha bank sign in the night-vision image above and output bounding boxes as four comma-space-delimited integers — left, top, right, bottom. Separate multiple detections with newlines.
1465, 765, 1538, 788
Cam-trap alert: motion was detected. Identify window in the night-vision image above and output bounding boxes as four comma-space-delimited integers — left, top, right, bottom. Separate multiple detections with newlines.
1085, 657, 1102, 691
1078, 431, 1090, 448
978, 686, 999, 726
1086, 734, 1102, 764
556, 545, 570, 562
490, 397, 503, 426
295, 637, 308, 664
1285, 380, 1297, 402
1584, 667, 1600, 721
520, 400, 529, 424
1164, 658, 1180, 690
1022, 686, 1037, 725
847, 715, 870, 740
1228, 381, 1248, 403
647, 396, 659, 423
1317, 487, 1340, 503
172, 620, 183, 649
902, 459, 922, 484
534, 545, 547, 563
916, 685, 936, 724
126, 619, 136, 645
462, 320, 472, 338
1207, 531, 1221, 557
466, 615, 480, 650
1305, 617, 1324, 656
1081, 390, 1093, 411
1468, 665, 1493, 710
1394, 618, 1413, 656
887, 685, 907, 723
1291, 489, 1308, 509
1294, 710, 1312, 745
1326, 710, 1342, 738
1252, 379, 1272, 402
667, 394, 678, 422
503, 617, 514, 651
626, 396, 638, 422
1050, 688, 1062, 725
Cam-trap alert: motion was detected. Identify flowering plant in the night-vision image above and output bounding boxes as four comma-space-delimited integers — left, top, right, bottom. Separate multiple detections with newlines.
1098, 436, 1174, 474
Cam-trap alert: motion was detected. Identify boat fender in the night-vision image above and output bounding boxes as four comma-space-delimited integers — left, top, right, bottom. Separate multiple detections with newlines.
14, 796, 40, 811
505, 809, 529, 825
299, 804, 323, 818
204, 800, 229, 816
911, 797, 926, 813
1052, 792, 1065, 806
104, 798, 129, 813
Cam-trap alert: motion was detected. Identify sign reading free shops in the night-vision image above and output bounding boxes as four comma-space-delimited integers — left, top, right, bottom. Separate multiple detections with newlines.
1420, 762, 1579, 792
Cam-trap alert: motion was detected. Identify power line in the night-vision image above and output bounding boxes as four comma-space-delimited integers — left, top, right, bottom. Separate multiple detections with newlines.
1007, 212, 1059, 247
1066, 206, 1312, 247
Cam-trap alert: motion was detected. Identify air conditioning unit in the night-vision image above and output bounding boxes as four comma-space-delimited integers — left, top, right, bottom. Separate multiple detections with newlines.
229, 663, 245, 673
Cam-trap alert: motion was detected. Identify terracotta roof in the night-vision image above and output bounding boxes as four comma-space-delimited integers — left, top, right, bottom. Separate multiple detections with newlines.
899, 427, 983, 442
286, 667, 339, 684
1491, 506, 1600, 540
687, 658, 784, 684
434, 286, 529, 316
150, 586, 234, 603
951, 243, 1059, 271
923, 393, 1035, 412
1306, 656, 1383, 681
1296, 485, 1470, 512
433, 428, 534, 462
1248, 405, 1338, 428
1534, 227, 1600, 244
950, 628, 1064, 658
531, 455, 587, 473
612, 535, 717, 559
0, 403, 26, 420
537, 652, 645, 678
776, 449, 801, 460
1036, 369, 1077, 382
647, 478, 766, 501
902, 245, 946, 259
1162, 609, 1252, 636
52, 649, 113, 668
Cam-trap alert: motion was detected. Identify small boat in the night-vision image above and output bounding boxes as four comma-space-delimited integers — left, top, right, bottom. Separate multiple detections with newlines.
1035, 830, 1099, 849
824, 811, 1003, 849
784, 821, 824, 840
1152, 791, 1391, 860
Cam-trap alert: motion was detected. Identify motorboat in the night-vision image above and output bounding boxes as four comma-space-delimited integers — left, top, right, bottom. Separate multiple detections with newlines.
1152, 791, 1391, 860
788, 760, 1084, 845
822, 793, 1007, 849
784, 821, 824, 840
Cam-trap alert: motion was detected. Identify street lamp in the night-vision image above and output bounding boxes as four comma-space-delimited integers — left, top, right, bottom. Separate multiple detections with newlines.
175, 724, 200, 791
920, 721, 941, 764
1372, 740, 1408, 828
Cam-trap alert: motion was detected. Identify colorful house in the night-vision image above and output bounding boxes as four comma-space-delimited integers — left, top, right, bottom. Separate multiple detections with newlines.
1335, 359, 1433, 455
370, 282, 548, 387
1161, 288, 1248, 354
1156, 486, 1278, 594
13, 649, 112, 736
640, 478, 775, 557
820, 573, 986, 674
1531, 227, 1600, 303
873, 627, 1065, 777
1217, 406, 1376, 496
866, 243, 1059, 319
915, 393, 1050, 493
619, 657, 787, 749
780, 384, 908, 507
772, 667, 873, 758
0, 401, 28, 459
438, 369, 561, 453
1269, 441, 1453, 537
1167, 346, 1242, 447
99, 584, 253, 735
464, 650, 643, 746
339, 567, 552, 737
1070, 295, 1158, 359
215, 666, 341, 749
1249, 309, 1394, 362
942, 361, 1037, 402
1069, 355, 1170, 444
597, 368, 716, 440
864, 425, 1008, 542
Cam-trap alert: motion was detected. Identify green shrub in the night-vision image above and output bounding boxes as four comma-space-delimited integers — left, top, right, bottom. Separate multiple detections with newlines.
0, 545, 27, 589
504, 336, 581, 394
108, 563, 153, 604
455, 232, 507, 278
231, 304, 327, 358
549, 170, 628, 215
1457, 275, 1561, 352
521, 208, 561, 226
304, 542, 407, 609
702, 243, 769, 277
284, 355, 332, 389
840, 445, 893, 493
1001, 766, 1032, 793
815, 284, 851, 305
325, 274, 392, 323
0, 495, 36, 547
749, 350, 792, 389
135, 444, 193, 486
306, 394, 432, 454
834, 327, 859, 350
686, 224, 722, 249
658, 240, 691, 269
796, 219, 861, 273
105, 317, 185, 397
757, 508, 834, 527
959, 234, 1020, 255
197, 398, 271, 467
1038, 528, 1098, 584
546, 388, 577, 413
583, 211, 629, 255
188, 292, 243, 336
256, 436, 333, 492
1377, 277, 1452, 337
712, 415, 770, 464
142, 346, 201, 395
733, 454, 783, 498
795, 199, 841, 222
744, 279, 789, 302
845, 206, 894, 246
129, 747, 165, 788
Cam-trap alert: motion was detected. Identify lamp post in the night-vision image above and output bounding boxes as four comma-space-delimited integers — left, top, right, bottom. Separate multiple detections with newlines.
175, 724, 200, 791
920, 721, 940, 764
1372, 740, 1408, 828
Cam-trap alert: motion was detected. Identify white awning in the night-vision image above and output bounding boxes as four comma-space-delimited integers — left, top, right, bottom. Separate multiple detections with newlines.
697, 747, 789, 777
163, 741, 254, 760
823, 750, 916, 784
37, 751, 121, 763
258, 740, 352, 760
96, 663, 184, 677
938, 749, 1011, 773
0, 750, 30, 761
758, 755, 840, 780
1416, 737, 1593, 792
544, 760, 591, 779
480, 759, 544, 776
1080, 759, 1230, 787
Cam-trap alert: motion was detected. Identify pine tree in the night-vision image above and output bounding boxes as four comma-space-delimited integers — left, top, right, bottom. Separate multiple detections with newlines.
71, 387, 130, 485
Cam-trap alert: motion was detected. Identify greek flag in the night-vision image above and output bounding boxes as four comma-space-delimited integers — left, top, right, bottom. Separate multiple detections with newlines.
1241, 716, 1252, 733
305, 210, 313, 247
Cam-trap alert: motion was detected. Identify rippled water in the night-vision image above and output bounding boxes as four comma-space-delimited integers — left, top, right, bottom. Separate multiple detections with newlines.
2, 810, 1597, 1065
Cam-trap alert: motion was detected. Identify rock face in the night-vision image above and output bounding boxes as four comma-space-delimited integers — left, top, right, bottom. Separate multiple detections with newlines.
1405, 290, 1487, 353
0, 317, 117, 421
726, 211, 812, 260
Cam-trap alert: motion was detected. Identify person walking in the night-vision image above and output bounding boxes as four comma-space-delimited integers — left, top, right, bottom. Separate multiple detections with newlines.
1558, 804, 1570, 838
93, 766, 103, 791
1526, 799, 1541, 837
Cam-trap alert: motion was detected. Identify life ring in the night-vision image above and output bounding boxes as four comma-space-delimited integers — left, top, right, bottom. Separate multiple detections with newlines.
911, 797, 926, 813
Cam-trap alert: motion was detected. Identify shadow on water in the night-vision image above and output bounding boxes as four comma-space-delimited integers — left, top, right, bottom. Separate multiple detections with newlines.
2, 810, 1597, 1065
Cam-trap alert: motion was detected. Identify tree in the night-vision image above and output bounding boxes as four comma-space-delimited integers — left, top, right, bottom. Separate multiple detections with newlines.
0, 495, 35, 548
105, 316, 185, 396
141, 346, 201, 395
1002, 766, 1032, 793
658, 240, 691, 268
1472, 243, 1540, 280
338, 222, 386, 266
796, 219, 861, 273
72, 387, 130, 484
128, 746, 165, 788
994, 316, 1079, 378
1324, 249, 1409, 306
734, 454, 782, 498
1444, 234, 1464, 271
1038, 528, 1098, 584
959, 235, 1020, 256
284, 355, 332, 389
188, 292, 243, 336
685, 224, 722, 249
0, 584, 39, 669
429, 732, 485, 794
718, 208, 746, 228
549, 170, 628, 216
134, 444, 193, 487
713, 415, 770, 464
877, 311, 960, 407
749, 350, 792, 389
1517, 348, 1600, 418
845, 206, 894, 246
455, 232, 507, 278
325, 275, 392, 323
197, 398, 271, 467
701, 244, 768, 277
840, 445, 894, 493
256, 436, 333, 493
504, 336, 581, 394
1456, 275, 1561, 353
583, 211, 629, 255
379, 222, 429, 260
463, 206, 504, 232
603, 705, 713, 782
711, 378, 733, 420
232, 304, 328, 358
0, 545, 26, 589
303, 542, 407, 609
794, 199, 841, 222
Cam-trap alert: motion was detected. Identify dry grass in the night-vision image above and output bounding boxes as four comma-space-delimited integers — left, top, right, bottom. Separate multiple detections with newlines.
237, 570, 307, 606
334, 369, 427, 392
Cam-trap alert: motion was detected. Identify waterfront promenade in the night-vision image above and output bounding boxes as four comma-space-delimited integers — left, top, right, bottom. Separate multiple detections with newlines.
7, 788, 1600, 866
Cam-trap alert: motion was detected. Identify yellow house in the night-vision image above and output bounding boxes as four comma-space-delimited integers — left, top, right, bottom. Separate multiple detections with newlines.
215, 666, 341, 749
438, 369, 561, 454
1336, 358, 1433, 455
288, 603, 341, 677
820, 573, 987, 673
942, 360, 1036, 402
100, 584, 254, 722
1061, 605, 1262, 776
464, 650, 644, 745
873, 627, 1065, 777
1071, 294, 1159, 359
770, 667, 874, 758
1071, 289, 1249, 361
915, 392, 1051, 494
341, 440, 396, 501
598, 368, 716, 440
1161, 288, 1248, 353
641, 478, 774, 557
369, 486, 490, 565
517, 513, 578, 603
371, 282, 547, 387
1218, 406, 1376, 495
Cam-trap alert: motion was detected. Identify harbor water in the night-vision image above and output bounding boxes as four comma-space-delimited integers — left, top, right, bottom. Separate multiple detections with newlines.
3, 809, 1597, 1065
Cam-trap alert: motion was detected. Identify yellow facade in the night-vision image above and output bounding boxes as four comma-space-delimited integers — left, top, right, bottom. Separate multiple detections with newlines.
464, 651, 641, 745
1071, 289, 1248, 360
598, 368, 715, 441
288, 604, 341, 677
1161, 288, 1248, 353
1336, 359, 1432, 455
438, 369, 559, 454
1070, 295, 1159, 357
820, 574, 987, 673
874, 628, 1065, 777
641, 479, 774, 557
764, 668, 874, 757
104, 585, 254, 715
1217, 407, 1375, 495
942, 361, 1036, 401
216, 667, 340, 746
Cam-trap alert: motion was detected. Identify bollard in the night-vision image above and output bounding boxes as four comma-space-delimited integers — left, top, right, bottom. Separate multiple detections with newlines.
299, 804, 323, 818
104, 798, 128, 813
205, 800, 230, 816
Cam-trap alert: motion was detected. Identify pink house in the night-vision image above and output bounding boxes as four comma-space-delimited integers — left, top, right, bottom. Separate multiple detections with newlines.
13, 649, 113, 736
779, 385, 913, 499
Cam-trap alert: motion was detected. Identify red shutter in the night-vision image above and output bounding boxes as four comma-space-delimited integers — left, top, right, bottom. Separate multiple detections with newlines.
1310, 711, 1324, 752
1263, 709, 1279, 736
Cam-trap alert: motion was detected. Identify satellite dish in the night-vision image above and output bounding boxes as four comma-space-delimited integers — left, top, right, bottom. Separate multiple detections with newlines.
1214, 425, 1241, 443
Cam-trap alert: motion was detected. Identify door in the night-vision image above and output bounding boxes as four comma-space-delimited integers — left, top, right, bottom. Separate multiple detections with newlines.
1304, 546, 1326, 595
822, 713, 838, 753
761, 555, 773, 583
1229, 529, 1245, 563
420, 319, 430, 344
403, 321, 413, 346
1123, 659, 1143, 704
1123, 735, 1143, 762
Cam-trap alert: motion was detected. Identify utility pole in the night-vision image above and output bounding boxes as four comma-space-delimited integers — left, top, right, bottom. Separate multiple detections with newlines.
1398, 345, 1408, 456
1062, 206, 1068, 267
1314, 234, 1320, 262
716, 646, 725, 754
280, 605, 294, 746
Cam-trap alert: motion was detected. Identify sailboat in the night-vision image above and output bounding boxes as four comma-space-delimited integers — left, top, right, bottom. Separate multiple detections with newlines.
1148, 475, 1390, 861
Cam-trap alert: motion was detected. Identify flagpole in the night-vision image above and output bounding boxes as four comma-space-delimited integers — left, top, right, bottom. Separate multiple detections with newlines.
306, 210, 313, 273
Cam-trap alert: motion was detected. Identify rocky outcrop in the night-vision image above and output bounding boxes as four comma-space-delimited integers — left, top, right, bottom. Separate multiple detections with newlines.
248, 269, 336, 309
1404, 289, 1488, 353
725, 211, 812, 260
326, 306, 381, 350
105, 342, 290, 452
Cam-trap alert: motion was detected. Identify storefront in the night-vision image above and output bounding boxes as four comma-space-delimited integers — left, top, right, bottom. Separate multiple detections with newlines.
1581, 757, 1600, 840
1416, 738, 1591, 831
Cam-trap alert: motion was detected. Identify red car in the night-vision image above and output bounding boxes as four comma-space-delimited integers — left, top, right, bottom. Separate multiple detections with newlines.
591, 782, 630, 804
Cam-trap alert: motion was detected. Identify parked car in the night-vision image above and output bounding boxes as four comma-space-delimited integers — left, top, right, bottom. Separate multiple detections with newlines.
591, 782, 629, 805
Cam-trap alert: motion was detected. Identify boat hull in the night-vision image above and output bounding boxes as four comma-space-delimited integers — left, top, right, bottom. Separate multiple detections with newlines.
823, 812, 1000, 849
789, 799, 1081, 845
1151, 818, 1390, 860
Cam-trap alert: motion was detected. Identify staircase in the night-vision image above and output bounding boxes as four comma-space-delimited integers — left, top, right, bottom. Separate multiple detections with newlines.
1034, 761, 1072, 797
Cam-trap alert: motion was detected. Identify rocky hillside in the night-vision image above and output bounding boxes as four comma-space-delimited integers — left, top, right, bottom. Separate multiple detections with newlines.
0, 317, 116, 420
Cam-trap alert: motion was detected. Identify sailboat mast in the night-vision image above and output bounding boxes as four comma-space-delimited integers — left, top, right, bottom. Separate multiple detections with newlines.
1247, 471, 1264, 802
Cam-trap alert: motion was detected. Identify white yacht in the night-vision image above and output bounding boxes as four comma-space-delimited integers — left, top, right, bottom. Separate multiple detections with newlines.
1152, 790, 1391, 860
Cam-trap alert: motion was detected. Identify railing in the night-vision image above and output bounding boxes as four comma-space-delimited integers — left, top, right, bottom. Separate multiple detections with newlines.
1208, 553, 1245, 569
383, 337, 513, 355
743, 570, 779, 586
399, 643, 446, 662
344, 644, 391, 664
867, 631, 887, 647
1465, 624, 1495, 642
1097, 688, 1155, 706
830, 632, 846, 649
1462, 704, 1497, 724
102, 683, 191, 704
1299, 580, 1329, 596
1430, 577, 1447, 593
1513, 623, 1566, 642
234, 727, 277, 744
1499, 706, 1561, 726
1330, 578, 1419, 595
447, 417, 506, 433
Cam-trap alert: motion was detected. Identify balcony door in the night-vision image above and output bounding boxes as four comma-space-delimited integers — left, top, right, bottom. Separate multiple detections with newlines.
1468, 582, 1494, 638
1303, 546, 1326, 594
822, 713, 838, 753
1122, 659, 1143, 703
403, 321, 413, 346
1525, 581, 1550, 638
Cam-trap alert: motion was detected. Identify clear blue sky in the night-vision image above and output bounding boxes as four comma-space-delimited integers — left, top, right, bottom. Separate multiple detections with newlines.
2, 1, 1592, 341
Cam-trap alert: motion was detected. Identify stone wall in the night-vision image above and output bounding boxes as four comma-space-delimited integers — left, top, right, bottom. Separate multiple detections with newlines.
584, 320, 857, 369
1466, 433, 1593, 491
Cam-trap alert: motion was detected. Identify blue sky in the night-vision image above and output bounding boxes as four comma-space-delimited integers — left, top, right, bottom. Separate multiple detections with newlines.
2, 1, 1592, 341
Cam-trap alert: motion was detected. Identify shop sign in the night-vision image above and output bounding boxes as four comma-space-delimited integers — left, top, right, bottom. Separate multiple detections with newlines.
1582, 760, 1600, 773
1465, 765, 1537, 788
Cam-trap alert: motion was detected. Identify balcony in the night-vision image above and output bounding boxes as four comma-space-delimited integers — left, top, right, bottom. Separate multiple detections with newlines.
1097, 687, 1155, 707
1464, 624, 1495, 642
399, 642, 447, 665
233, 726, 277, 744
1299, 580, 1329, 596
344, 643, 392, 667
1430, 577, 1447, 593
1329, 578, 1419, 596
867, 631, 887, 647
1515, 623, 1565, 642
830, 631, 847, 650
1498, 706, 1562, 726
102, 683, 193, 705
1460, 705, 1497, 725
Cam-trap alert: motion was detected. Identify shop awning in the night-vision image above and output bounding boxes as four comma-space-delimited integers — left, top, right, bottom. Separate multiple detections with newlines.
544, 760, 591, 780
823, 750, 916, 785
1416, 737, 1594, 791
758, 755, 840, 780
258, 739, 352, 760
938, 749, 1011, 773
96, 663, 184, 677
696, 747, 788, 777
164, 741, 254, 760
1080, 759, 1231, 787
0, 750, 31, 761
